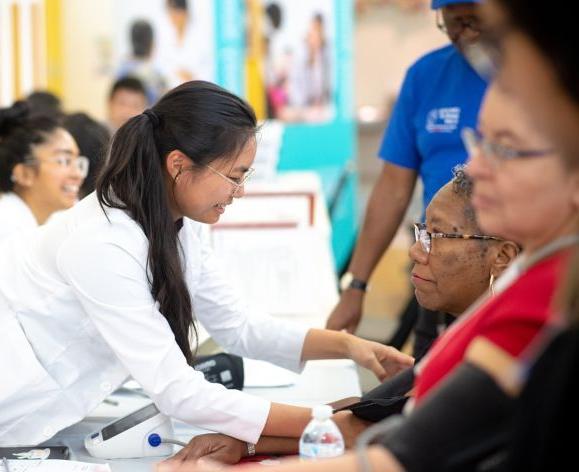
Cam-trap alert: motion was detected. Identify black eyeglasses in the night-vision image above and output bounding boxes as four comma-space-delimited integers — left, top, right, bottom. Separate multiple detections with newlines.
414, 222, 502, 254
436, 10, 483, 38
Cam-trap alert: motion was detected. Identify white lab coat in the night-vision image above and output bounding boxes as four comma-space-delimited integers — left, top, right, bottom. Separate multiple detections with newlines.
0, 192, 37, 241
155, 15, 215, 89
0, 193, 308, 446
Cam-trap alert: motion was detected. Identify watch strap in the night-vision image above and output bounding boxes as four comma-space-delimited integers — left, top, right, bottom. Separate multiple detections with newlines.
246, 442, 256, 456
349, 278, 368, 291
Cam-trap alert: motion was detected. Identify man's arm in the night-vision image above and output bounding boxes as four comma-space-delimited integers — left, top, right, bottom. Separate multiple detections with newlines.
326, 162, 417, 333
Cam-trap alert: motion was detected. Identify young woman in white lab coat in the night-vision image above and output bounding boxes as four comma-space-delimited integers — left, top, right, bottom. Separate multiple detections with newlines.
0, 81, 412, 447
0, 102, 88, 241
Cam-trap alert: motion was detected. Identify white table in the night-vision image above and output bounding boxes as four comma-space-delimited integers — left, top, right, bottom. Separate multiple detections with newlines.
51, 359, 361, 471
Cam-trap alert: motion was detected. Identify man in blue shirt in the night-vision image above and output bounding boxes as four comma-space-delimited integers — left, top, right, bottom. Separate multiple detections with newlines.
327, 0, 487, 338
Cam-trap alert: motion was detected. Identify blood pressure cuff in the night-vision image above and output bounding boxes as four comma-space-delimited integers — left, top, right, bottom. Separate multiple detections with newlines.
373, 363, 514, 472
363, 367, 414, 401
334, 396, 409, 422
192, 353, 244, 390
333, 367, 414, 422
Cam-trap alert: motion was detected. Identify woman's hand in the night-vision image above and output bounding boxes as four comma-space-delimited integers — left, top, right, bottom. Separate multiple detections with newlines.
161, 434, 246, 467
301, 329, 413, 381
346, 335, 414, 381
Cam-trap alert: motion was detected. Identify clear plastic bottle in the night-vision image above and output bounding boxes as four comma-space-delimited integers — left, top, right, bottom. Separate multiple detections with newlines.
299, 405, 345, 460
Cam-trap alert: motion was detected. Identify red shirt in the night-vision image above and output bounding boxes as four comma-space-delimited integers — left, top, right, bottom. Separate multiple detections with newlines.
414, 250, 569, 403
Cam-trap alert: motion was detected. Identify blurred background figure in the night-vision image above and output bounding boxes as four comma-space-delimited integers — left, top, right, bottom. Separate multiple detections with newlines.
107, 76, 148, 133
263, 2, 290, 119
262, 5, 334, 123
117, 19, 167, 105
63, 112, 111, 197
25, 90, 64, 120
0, 102, 87, 240
287, 12, 332, 121
159, 0, 215, 87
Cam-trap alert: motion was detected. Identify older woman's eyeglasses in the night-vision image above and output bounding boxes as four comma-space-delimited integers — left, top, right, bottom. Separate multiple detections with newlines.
205, 165, 255, 195
414, 222, 502, 254
461, 128, 554, 166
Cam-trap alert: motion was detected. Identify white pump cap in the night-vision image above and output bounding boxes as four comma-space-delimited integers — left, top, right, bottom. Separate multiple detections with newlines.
312, 404, 333, 420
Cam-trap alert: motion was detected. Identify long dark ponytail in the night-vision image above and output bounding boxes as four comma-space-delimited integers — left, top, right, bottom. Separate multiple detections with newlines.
96, 81, 257, 364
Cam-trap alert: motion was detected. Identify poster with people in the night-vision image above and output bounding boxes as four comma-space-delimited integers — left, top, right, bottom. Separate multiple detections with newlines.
245, 0, 356, 269
112, 0, 216, 104
249, 0, 336, 123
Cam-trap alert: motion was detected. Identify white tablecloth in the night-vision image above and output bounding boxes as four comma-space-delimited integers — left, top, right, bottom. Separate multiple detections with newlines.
52, 359, 361, 471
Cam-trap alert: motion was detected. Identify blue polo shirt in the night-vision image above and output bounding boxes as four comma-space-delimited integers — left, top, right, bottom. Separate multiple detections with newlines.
379, 44, 487, 210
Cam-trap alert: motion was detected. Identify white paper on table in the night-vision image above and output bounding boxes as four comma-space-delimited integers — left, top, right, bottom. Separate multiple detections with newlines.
213, 193, 314, 228
121, 380, 142, 391
243, 358, 299, 388
211, 228, 337, 319
0, 460, 111, 472
252, 120, 284, 182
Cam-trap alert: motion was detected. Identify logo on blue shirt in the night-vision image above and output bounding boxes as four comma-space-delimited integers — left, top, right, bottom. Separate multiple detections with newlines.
426, 107, 461, 133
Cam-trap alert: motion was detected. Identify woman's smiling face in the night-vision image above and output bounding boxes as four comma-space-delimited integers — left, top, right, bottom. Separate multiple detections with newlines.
171, 137, 256, 224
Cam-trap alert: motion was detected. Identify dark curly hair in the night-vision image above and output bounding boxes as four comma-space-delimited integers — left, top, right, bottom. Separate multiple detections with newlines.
0, 101, 61, 192
450, 164, 479, 231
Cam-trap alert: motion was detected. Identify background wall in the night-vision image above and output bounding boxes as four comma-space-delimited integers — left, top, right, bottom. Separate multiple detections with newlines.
355, 1, 446, 115
60, 0, 113, 118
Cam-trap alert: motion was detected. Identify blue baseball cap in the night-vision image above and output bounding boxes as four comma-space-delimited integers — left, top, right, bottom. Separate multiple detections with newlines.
432, 0, 481, 9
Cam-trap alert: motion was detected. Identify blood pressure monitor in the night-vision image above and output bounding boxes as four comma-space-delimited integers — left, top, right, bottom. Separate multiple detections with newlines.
85, 403, 174, 459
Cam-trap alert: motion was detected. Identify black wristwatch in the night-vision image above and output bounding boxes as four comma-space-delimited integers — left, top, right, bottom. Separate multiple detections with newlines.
339, 272, 369, 292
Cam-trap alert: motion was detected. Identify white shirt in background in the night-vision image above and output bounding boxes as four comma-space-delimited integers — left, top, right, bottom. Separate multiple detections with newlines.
0, 192, 308, 446
0, 192, 37, 242
156, 17, 215, 89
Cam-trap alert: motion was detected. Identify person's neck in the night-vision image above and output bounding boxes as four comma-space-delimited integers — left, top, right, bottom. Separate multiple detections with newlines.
523, 219, 579, 258
166, 192, 182, 223
171, 210, 183, 223
175, 20, 187, 44
17, 190, 55, 225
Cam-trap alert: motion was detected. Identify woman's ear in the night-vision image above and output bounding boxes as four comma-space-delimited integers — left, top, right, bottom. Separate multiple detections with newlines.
11, 163, 35, 188
165, 150, 190, 180
491, 241, 520, 278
